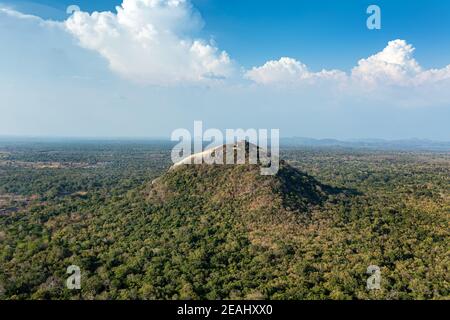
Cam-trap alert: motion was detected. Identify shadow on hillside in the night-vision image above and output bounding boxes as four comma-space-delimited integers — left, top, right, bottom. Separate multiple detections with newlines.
276, 161, 362, 211
321, 184, 362, 197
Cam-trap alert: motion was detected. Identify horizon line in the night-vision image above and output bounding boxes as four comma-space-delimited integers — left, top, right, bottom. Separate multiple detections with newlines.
0, 135, 449, 143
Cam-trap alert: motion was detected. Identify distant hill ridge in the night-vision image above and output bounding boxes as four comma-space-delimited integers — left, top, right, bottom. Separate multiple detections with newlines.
281, 137, 450, 150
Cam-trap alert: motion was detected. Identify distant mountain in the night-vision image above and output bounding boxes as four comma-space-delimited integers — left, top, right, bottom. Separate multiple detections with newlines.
281, 137, 450, 150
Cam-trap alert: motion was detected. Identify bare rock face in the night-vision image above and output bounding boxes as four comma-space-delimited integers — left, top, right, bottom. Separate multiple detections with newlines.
172, 141, 269, 167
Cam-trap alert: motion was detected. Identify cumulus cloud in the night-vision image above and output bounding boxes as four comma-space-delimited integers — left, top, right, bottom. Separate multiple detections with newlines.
64, 0, 234, 85
245, 57, 346, 85
352, 39, 421, 86
3, 0, 450, 108
246, 39, 450, 90
352, 39, 450, 88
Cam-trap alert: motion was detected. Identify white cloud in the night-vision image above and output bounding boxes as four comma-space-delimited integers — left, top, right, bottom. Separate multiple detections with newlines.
352, 39, 422, 86
64, 0, 234, 85
246, 39, 450, 90
0, 6, 38, 19
2, 1, 450, 109
352, 39, 450, 89
0, 6, 58, 26
414, 65, 450, 85
1, 4, 449, 138
245, 57, 346, 85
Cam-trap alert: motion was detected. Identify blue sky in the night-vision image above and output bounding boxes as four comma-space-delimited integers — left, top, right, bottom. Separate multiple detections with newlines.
1, 0, 450, 139
6, 0, 450, 69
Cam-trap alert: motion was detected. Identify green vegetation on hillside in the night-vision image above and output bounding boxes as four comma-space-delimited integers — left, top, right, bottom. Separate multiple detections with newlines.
0, 142, 448, 299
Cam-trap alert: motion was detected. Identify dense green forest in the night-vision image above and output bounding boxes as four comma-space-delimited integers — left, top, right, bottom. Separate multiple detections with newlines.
0, 141, 448, 299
